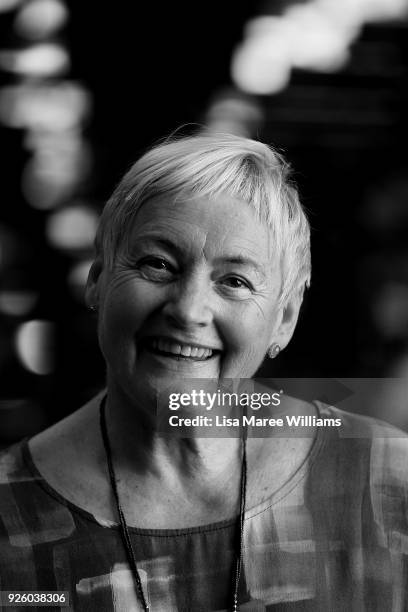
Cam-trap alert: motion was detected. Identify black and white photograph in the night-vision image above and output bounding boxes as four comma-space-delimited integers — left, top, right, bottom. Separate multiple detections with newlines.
1, 1, 408, 610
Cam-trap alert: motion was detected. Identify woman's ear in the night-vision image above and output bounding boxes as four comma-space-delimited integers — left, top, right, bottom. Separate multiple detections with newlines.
270, 290, 303, 352
85, 258, 103, 310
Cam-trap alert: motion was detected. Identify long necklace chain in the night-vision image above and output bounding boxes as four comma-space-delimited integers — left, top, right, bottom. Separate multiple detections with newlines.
99, 395, 247, 612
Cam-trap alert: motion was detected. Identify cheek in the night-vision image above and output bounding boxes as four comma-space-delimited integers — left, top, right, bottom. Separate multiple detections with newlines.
98, 282, 156, 352
219, 315, 270, 379
222, 303, 276, 357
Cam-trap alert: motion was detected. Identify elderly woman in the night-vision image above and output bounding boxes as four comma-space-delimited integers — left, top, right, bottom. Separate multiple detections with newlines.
1, 132, 408, 611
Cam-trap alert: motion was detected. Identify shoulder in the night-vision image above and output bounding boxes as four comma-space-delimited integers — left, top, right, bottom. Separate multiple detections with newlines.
0, 441, 30, 487
317, 402, 408, 466
26, 392, 111, 519
29, 391, 104, 470
318, 400, 408, 439
317, 403, 408, 544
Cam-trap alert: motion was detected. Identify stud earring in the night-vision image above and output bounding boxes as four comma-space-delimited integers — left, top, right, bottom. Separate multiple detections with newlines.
268, 343, 281, 359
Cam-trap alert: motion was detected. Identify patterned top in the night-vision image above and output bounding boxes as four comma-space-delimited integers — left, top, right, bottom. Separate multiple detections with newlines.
1, 403, 408, 611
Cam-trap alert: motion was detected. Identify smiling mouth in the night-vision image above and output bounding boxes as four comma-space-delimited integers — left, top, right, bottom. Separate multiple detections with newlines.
143, 338, 221, 361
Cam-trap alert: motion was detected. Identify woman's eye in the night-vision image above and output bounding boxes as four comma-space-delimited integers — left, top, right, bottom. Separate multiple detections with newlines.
221, 276, 251, 290
138, 257, 175, 278
145, 258, 170, 270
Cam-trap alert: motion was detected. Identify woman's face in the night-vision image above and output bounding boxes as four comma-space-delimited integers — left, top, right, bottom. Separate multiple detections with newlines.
87, 194, 301, 409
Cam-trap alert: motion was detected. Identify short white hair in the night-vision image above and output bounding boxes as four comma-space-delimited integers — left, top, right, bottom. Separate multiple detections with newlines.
95, 131, 311, 306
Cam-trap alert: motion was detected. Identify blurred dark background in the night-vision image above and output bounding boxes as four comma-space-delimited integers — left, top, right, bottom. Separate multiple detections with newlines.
1, 0, 408, 444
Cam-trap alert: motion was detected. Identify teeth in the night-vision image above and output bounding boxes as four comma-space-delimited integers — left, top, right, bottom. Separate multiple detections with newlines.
151, 339, 214, 359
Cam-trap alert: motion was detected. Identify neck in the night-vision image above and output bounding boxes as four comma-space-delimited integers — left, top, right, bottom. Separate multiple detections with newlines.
100, 380, 317, 513
103, 387, 244, 487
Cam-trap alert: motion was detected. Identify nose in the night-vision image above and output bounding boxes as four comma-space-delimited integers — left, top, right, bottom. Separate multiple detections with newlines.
163, 273, 213, 329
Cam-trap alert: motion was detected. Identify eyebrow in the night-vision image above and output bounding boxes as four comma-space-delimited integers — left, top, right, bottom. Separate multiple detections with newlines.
134, 236, 267, 277
136, 236, 178, 251
214, 255, 267, 277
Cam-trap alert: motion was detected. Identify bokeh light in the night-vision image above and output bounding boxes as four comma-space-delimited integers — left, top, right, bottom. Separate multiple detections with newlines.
45, 204, 98, 251
356, 0, 408, 22
0, 291, 38, 316
0, 43, 69, 77
231, 0, 408, 95
0, 83, 91, 131
0, 0, 22, 12
284, 4, 353, 71
22, 135, 91, 209
205, 89, 264, 137
15, 320, 55, 375
231, 21, 292, 95
14, 0, 68, 40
